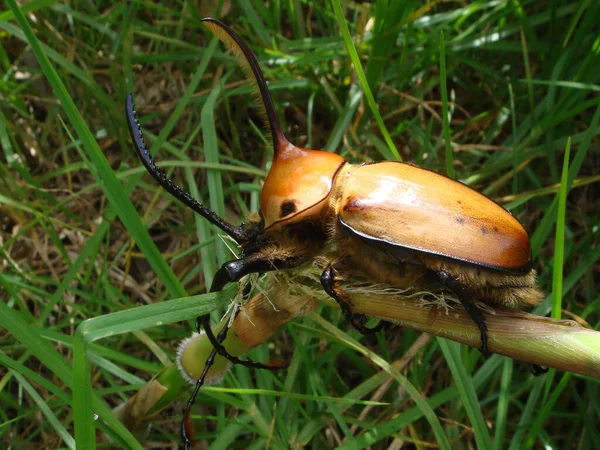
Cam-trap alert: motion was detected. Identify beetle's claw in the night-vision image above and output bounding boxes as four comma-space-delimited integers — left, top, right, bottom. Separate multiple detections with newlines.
351, 314, 385, 335
436, 270, 491, 358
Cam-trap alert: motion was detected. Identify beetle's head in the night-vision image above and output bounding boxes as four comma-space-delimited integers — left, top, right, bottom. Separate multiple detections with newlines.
260, 142, 345, 230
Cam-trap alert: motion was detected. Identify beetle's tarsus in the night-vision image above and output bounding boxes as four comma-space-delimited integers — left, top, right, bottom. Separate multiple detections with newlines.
530, 364, 549, 376
437, 270, 489, 356
197, 313, 280, 370
321, 264, 384, 335
320, 264, 351, 320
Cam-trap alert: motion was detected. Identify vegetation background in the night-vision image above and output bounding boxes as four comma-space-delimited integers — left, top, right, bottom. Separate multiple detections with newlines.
1, 0, 599, 448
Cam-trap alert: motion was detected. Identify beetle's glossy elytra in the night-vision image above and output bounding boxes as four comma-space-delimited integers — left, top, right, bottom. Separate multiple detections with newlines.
334, 162, 532, 273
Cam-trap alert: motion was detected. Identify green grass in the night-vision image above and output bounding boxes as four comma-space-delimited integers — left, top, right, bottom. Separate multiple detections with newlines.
1, 0, 599, 449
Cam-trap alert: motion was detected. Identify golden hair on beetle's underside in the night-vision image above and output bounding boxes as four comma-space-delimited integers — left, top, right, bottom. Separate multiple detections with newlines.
422, 256, 543, 306
268, 261, 462, 313
203, 19, 287, 154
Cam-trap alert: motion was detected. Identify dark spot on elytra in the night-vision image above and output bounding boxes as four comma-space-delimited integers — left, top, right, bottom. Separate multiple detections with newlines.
280, 200, 297, 217
480, 226, 489, 234
493, 226, 499, 232
457, 200, 462, 205
456, 217, 464, 224
343, 196, 364, 212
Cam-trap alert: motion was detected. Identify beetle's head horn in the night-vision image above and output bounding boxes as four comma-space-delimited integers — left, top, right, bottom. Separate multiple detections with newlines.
202, 18, 288, 155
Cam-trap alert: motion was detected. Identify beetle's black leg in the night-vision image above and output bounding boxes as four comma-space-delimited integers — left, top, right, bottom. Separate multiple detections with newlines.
183, 256, 295, 447
320, 264, 353, 323
196, 256, 295, 370
321, 264, 385, 334
437, 270, 489, 356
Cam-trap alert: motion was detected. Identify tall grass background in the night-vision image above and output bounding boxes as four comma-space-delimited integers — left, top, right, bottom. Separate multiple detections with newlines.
1, 0, 599, 448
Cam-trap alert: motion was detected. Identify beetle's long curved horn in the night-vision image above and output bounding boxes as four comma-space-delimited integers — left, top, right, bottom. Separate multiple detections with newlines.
125, 93, 249, 242
201, 18, 288, 155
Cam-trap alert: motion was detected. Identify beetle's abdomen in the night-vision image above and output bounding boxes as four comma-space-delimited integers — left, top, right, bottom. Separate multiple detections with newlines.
337, 162, 532, 274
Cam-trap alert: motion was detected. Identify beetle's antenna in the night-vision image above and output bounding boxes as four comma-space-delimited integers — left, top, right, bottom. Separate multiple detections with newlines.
125, 94, 249, 242
201, 18, 288, 155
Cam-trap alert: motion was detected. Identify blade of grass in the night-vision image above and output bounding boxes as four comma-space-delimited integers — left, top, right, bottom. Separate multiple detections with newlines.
72, 286, 235, 448
439, 31, 455, 178
331, 0, 401, 161
12, 372, 76, 449
325, 83, 362, 153
312, 315, 451, 450
0, 0, 57, 22
507, 378, 544, 450
551, 137, 571, 320
201, 77, 230, 267
523, 372, 573, 449
0, 298, 141, 449
438, 340, 493, 450
530, 104, 599, 257
493, 357, 514, 450
6, 0, 186, 300
521, 79, 600, 92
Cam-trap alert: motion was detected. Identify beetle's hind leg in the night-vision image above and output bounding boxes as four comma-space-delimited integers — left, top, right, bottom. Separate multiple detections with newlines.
436, 270, 489, 356
321, 264, 385, 334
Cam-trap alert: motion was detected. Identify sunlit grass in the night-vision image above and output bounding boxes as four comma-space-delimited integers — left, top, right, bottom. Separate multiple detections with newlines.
1, 0, 599, 448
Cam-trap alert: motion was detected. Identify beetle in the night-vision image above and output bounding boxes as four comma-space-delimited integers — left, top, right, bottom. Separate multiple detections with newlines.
126, 18, 543, 446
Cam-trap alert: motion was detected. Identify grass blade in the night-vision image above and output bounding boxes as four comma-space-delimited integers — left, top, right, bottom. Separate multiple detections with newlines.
331, 0, 401, 161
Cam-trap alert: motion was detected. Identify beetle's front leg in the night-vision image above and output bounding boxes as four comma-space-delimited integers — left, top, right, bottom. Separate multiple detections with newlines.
321, 263, 385, 334
184, 255, 297, 449
196, 255, 295, 369
436, 270, 489, 356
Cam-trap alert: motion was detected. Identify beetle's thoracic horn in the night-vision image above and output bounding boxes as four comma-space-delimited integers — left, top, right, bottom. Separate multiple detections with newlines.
125, 93, 249, 242
201, 18, 288, 155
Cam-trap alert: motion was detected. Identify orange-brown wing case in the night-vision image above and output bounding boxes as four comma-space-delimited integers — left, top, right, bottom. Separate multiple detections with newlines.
337, 162, 532, 273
